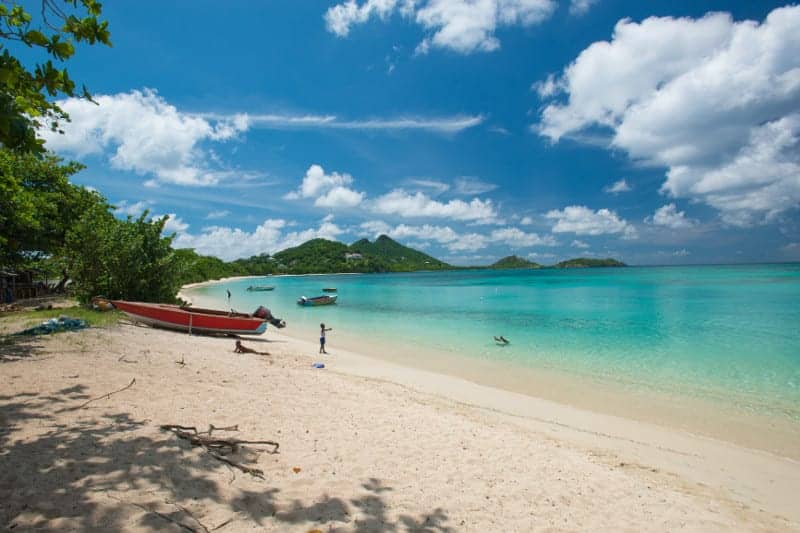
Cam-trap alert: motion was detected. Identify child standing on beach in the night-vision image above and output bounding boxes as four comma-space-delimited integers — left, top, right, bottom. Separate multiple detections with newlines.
319, 323, 332, 354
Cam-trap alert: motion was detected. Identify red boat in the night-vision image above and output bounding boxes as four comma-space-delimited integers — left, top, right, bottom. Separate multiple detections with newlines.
111, 300, 285, 335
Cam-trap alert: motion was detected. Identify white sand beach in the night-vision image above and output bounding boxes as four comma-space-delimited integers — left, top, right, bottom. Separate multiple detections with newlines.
1, 315, 798, 532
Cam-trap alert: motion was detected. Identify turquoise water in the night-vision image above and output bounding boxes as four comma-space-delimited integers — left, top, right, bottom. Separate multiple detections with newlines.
186, 265, 800, 421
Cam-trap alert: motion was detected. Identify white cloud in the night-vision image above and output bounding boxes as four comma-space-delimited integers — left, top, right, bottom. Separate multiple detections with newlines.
536, 7, 800, 226
42, 89, 247, 187
159, 214, 189, 234
173, 219, 344, 261
646, 203, 695, 229
371, 189, 498, 223
546, 205, 637, 239
572, 239, 589, 248
603, 179, 631, 194
206, 210, 230, 220
315, 186, 366, 208
569, 0, 598, 16
215, 112, 485, 133
113, 200, 153, 217
446, 232, 489, 252
672, 249, 690, 257
490, 227, 556, 247
532, 73, 560, 98
406, 178, 451, 194
453, 176, 498, 195
326, 0, 556, 54
286, 164, 365, 208
519, 216, 534, 225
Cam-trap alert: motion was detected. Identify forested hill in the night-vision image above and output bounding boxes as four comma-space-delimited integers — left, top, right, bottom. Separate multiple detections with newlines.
489, 255, 543, 269
554, 258, 627, 268
177, 235, 451, 283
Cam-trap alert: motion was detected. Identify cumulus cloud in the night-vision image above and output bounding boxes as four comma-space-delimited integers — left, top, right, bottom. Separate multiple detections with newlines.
371, 189, 498, 223
325, 0, 556, 54
173, 219, 344, 261
572, 239, 589, 248
535, 7, 800, 226
646, 203, 695, 229
159, 214, 189, 234
546, 205, 637, 238
490, 227, 556, 247
603, 179, 631, 194
42, 89, 247, 187
113, 200, 153, 217
285, 164, 365, 208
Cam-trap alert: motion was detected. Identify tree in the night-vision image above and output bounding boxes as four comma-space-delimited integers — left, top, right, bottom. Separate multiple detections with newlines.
0, 1, 111, 154
64, 208, 186, 303
0, 147, 106, 268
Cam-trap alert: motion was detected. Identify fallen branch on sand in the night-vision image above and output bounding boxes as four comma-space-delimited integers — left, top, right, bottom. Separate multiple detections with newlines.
160, 424, 279, 479
70, 377, 136, 410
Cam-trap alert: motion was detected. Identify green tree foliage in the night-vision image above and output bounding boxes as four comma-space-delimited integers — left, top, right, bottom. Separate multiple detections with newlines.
0, 0, 111, 154
0, 147, 105, 267
63, 208, 184, 302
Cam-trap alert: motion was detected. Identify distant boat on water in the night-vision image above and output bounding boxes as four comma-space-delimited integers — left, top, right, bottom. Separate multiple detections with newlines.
322, 287, 337, 292
297, 295, 337, 306
247, 285, 275, 291
112, 300, 285, 335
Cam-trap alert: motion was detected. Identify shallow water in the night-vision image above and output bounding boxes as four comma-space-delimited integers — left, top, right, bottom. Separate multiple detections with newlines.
185, 264, 800, 426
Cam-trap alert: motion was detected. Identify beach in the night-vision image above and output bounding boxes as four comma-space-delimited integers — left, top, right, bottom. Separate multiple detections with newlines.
1, 313, 798, 531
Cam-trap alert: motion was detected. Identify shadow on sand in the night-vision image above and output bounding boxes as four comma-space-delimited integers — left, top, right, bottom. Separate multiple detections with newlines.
0, 387, 452, 531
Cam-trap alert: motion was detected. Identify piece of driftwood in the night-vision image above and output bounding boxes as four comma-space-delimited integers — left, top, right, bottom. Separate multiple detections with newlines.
71, 377, 136, 410
160, 424, 279, 479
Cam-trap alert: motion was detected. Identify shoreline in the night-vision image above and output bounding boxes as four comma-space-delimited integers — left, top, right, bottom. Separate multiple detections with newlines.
1, 320, 797, 530
181, 284, 800, 461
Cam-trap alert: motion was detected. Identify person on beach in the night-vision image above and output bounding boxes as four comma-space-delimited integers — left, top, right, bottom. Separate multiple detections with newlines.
234, 340, 270, 355
320, 323, 332, 354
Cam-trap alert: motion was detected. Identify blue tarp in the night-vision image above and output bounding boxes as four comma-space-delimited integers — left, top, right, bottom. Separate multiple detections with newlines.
15, 316, 89, 336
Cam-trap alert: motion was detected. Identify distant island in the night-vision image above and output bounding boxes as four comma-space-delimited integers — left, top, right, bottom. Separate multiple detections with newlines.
177, 236, 626, 285
554, 258, 627, 268
489, 255, 543, 269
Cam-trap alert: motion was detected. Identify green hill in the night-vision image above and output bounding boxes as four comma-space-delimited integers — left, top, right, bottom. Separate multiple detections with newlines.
555, 257, 626, 268
489, 255, 543, 269
349, 234, 450, 271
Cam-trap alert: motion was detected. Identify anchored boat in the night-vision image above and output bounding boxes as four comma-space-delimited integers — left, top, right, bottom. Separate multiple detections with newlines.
297, 295, 337, 306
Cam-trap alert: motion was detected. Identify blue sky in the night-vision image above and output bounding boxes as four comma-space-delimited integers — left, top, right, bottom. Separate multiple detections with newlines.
28, 0, 800, 265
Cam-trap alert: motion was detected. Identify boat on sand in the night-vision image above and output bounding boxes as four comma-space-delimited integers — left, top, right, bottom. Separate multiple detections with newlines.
297, 295, 337, 306
112, 300, 286, 335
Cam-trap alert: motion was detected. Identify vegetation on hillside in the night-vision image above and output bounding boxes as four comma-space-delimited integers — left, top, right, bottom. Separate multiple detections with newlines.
489, 255, 542, 269
554, 258, 627, 268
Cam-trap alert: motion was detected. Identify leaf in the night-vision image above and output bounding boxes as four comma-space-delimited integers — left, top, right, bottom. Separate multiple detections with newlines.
25, 30, 49, 47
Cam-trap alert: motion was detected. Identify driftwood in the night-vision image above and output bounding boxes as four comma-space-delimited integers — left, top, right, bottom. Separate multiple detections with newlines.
160, 424, 279, 479
66, 378, 136, 410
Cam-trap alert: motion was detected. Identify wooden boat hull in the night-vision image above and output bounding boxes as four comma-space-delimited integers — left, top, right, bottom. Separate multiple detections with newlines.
247, 286, 275, 291
322, 288, 337, 292
112, 300, 267, 335
297, 295, 337, 306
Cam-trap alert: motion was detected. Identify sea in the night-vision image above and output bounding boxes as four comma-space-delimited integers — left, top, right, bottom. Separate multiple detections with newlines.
183, 264, 800, 454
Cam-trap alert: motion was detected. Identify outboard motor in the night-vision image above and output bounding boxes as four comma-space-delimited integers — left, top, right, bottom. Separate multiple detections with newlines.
252, 305, 286, 328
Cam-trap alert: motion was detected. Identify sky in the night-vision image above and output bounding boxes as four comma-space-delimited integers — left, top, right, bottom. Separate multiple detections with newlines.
24, 0, 800, 265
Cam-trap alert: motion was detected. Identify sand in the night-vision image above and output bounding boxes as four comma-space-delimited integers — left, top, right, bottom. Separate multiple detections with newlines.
1, 318, 798, 532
